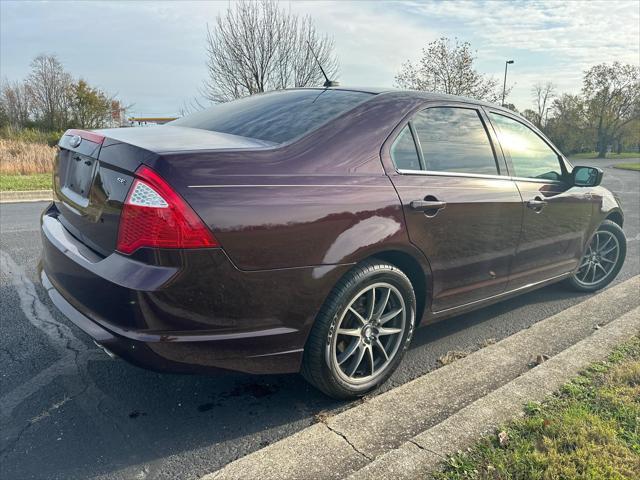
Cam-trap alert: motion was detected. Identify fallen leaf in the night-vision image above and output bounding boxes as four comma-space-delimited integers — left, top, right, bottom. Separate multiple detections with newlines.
498, 430, 509, 447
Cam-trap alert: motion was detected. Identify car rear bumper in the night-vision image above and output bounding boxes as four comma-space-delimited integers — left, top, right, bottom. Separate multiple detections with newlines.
39, 204, 351, 375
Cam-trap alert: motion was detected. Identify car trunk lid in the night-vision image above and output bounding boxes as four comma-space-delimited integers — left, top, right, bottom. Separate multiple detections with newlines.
53, 126, 273, 257
54, 130, 140, 256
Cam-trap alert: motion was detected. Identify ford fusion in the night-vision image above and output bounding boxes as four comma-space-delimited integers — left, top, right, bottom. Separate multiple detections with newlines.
39, 88, 626, 399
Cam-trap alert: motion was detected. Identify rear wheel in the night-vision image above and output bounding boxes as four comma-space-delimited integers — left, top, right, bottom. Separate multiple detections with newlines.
566, 220, 626, 292
301, 260, 416, 399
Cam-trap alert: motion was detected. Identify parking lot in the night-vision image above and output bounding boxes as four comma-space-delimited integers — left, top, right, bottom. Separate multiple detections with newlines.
1, 158, 638, 480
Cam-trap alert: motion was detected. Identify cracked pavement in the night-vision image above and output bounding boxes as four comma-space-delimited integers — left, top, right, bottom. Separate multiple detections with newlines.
0, 158, 638, 480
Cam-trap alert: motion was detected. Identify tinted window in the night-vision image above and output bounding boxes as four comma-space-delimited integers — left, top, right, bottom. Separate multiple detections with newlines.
170, 89, 373, 144
489, 113, 562, 181
391, 126, 421, 170
412, 107, 498, 175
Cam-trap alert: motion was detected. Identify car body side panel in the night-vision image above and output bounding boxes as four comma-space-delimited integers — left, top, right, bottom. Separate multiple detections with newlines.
179, 176, 406, 270
389, 173, 523, 311
506, 180, 597, 288
582, 185, 625, 251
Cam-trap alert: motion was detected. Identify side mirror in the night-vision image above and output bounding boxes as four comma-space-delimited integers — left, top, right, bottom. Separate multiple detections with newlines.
572, 166, 603, 187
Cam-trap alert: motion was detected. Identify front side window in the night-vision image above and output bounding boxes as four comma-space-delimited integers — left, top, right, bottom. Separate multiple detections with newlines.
390, 126, 421, 170
412, 107, 498, 175
489, 113, 563, 181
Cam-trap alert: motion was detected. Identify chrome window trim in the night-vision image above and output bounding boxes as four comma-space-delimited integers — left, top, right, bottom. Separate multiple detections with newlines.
510, 175, 564, 185
396, 168, 565, 184
396, 168, 509, 181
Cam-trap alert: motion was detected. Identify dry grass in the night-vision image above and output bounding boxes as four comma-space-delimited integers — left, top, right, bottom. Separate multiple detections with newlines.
0, 139, 56, 175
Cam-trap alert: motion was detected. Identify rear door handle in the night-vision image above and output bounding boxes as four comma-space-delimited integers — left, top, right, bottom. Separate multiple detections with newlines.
410, 200, 447, 211
526, 197, 547, 211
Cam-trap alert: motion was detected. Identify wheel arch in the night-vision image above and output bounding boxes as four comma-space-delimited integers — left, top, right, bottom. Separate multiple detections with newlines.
367, 249, 430, 326
605, 210, 624, 227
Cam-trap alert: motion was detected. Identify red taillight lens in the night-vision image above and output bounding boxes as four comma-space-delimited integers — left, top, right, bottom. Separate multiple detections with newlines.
65, 128, 105, 145
116, 166, 219, 254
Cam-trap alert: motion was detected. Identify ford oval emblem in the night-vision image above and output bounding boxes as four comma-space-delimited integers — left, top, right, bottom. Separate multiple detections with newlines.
69, 135, 82, 148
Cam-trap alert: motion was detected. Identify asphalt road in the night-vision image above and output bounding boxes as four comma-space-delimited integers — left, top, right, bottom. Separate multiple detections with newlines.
1, 158, 638, 480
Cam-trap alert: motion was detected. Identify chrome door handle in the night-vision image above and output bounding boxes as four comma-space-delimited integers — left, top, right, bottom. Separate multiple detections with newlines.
410, 200, 447, 211
526, 197, 547, 211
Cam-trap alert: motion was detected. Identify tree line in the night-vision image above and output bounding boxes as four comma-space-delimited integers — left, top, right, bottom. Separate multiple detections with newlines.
3, 0, 637, 159
522, 64, 639, 157
0, 54, 126, 134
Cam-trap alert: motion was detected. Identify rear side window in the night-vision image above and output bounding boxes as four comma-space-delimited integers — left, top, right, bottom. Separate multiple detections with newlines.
170, 89, 373, 144
489, 112, 563, 181
412, 107, 498, 175
391, 126, 421, 170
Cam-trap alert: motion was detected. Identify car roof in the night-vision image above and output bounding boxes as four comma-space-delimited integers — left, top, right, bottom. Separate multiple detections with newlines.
288, 86, 509, 112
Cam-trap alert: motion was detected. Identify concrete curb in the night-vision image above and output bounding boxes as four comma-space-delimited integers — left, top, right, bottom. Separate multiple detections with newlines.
0, 190, 52, 203
202, 276, 639, 480
348, 306, 640, 479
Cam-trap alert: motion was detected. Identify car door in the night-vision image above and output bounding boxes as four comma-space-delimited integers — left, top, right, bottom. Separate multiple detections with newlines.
485, 110, 596, 288
385, 104, 523, 312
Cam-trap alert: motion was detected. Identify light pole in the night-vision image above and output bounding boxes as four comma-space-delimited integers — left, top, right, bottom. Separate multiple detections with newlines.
502, 60, 514, 106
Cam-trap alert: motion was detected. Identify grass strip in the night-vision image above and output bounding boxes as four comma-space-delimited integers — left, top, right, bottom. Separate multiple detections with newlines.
613, 162, 640, 172
0, 173, 52, 191
434, 337, 640, 479
570, 152, 640, 160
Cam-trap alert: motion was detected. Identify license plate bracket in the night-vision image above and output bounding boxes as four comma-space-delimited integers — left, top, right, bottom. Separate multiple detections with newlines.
60, 154, 97, 208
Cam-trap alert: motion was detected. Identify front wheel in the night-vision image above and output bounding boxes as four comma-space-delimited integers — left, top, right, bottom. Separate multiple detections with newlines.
301, 260, 416, 400
565, 220, 626, 292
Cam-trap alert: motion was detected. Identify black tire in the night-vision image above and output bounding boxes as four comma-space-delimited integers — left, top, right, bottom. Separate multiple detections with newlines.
565, 220, 626, 292
301, 259, 416, 400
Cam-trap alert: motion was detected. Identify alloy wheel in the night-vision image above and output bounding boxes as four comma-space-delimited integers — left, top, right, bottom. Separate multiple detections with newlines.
328, 282, 406, 385
573, 230, 620, 287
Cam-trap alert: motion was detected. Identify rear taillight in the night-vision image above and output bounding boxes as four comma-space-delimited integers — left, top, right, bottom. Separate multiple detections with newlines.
65, 128, 106, 145
116, 166, 219, 254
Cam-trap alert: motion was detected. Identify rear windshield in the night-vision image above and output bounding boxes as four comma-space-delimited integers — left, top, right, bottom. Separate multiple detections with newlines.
170, 89, 374, 144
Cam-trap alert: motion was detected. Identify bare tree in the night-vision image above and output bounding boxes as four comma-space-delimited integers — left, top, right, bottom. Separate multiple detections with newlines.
582, 62, 640, 158
531, 81, 556, 128
27, 54, 73, 130
178, 97, 208, 117
395, 37, 506, 103
0, 80, 32, 128
203, 0, 338, 103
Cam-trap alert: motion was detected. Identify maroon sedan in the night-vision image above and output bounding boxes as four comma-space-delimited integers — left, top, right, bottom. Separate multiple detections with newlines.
40, 88, 626, 399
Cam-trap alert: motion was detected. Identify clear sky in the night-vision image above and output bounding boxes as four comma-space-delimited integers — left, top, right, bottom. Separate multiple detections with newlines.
1, 0, 638, 117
